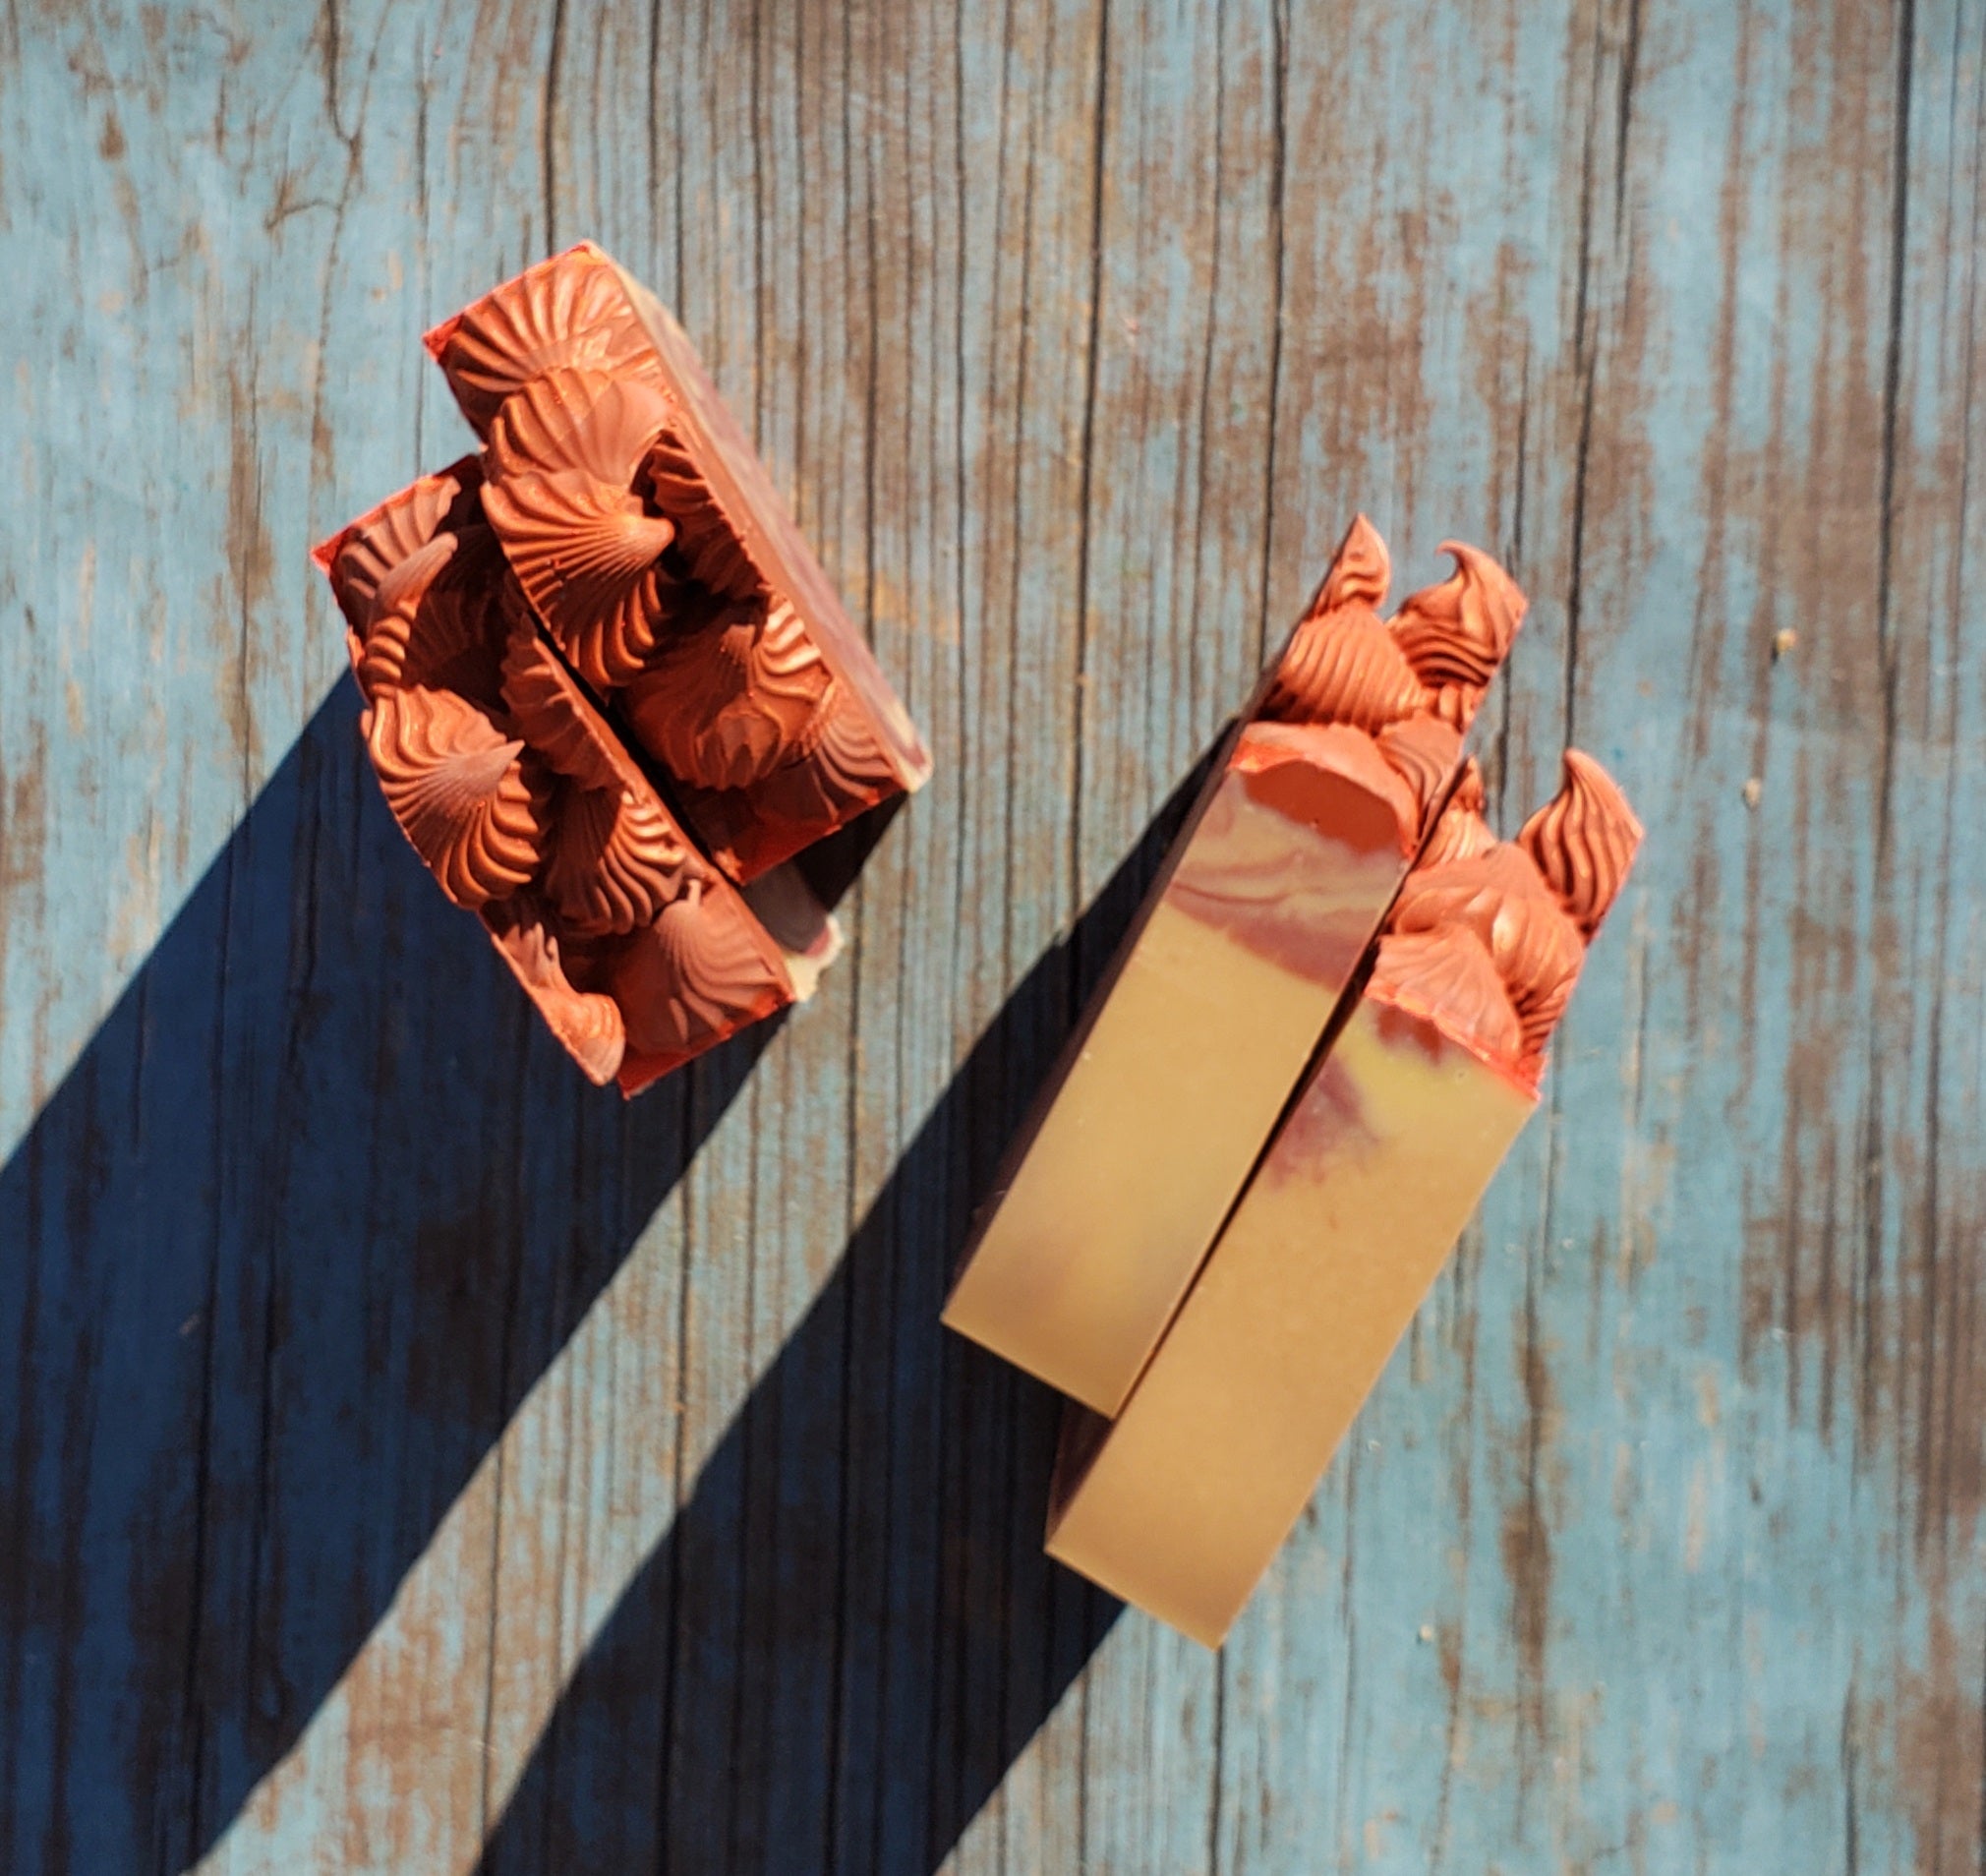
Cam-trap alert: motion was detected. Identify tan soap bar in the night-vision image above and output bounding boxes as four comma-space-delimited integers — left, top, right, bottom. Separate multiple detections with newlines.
943, 517, 1526, 1416
1044, 754, 1643, 1645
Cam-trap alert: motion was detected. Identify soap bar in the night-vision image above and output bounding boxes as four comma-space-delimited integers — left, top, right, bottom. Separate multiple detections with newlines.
1042, 753, 1643, 1645
425, 243, 932, 881
942, 517, 1526, 1416
313, 459, 811, 1094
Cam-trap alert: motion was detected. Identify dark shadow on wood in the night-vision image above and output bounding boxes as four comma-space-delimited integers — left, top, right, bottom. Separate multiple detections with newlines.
474, 742, 1223, 1876
788, 791, 906, 912
0, 670, 1215, 1874
0, 678, 771, 1875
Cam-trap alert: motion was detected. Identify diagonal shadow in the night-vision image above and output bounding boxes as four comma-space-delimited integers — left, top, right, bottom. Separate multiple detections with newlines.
473, 751, 1221, 1876
0, 666, 1208, 1875
0, 678, 772, 1876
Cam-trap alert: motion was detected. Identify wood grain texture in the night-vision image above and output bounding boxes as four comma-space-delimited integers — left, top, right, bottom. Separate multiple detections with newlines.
0, 0, 1981, 1871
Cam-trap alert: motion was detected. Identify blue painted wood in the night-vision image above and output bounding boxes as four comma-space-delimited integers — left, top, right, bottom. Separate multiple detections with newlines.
0, 0, 1981, 1871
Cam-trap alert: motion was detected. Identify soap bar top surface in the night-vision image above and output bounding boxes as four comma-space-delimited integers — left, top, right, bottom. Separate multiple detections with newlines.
426, 243, 930, 882
314, 459, 795, 1094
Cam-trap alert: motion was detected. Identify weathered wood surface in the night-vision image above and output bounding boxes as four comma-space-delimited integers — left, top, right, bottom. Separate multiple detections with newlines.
1, 0, 1981, 1869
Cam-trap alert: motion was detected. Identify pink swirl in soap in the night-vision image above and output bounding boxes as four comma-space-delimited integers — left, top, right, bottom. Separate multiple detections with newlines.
488, 903, 627, 1085
1167, 746, 1411, 989
545, 781, 698, 936
1387, 542, 1527, 729
430, 247, 660, 439
1311, 511, 1391, 614
622, 598, 830, 790
1263, 606, 1429, 733
643, 426, 765, 603
1517, 748, 1644, 938
364, 685, 549, 909
608, 877, 791, 1061
481, 370, 679, 687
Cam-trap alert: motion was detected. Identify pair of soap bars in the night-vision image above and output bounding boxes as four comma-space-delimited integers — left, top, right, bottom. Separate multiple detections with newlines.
943, 516, 1644, 1646
320, 245, 1642, 1649
314, 244, 931, 1093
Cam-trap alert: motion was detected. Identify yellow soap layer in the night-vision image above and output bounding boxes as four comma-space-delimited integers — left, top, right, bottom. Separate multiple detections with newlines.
944, 773, 1401, 1415
1044, 995, 1535, 1645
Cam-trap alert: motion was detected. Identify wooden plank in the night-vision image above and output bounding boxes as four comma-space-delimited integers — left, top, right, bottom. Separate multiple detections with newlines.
0, 0, 1983, 1872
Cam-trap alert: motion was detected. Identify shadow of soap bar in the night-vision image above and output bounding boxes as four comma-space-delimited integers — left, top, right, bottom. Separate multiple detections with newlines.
313, 460, 824, 1096
1043, 754, 1643, 1646
425, 243, 932, 883
942, 516, 1527, 1417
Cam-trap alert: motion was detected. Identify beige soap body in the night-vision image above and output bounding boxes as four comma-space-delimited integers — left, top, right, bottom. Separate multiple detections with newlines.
944, 726, 1420, 1413
943, 518, 1527, 1416
1044, 994, 1534, 1644
1044, 753, 1644, 1645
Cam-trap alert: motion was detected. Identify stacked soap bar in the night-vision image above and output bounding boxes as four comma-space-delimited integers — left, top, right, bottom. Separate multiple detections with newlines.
943, 517, 1526, 1414
1043, 750, 1644, 1645
427, 245, 931, 880
315, 244, 929, 1092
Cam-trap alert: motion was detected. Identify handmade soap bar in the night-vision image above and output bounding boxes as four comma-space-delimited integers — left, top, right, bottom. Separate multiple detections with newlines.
1042, 752, 1643, 1645
426, 243, 932, 881
942, 517, 1525, 1416
314, 459, 815, 1094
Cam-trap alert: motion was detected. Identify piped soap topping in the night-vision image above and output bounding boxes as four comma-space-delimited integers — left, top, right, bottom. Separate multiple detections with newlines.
428, 244, 659, 439
1255, 518, 1524, 851
1312, 512, 1390, 613
1370, 749, 1640, 1083
545, 782, 699, 936
609, 878, 791, 1062
1266, 607, 1429, 733
621, 598, 831, 791
488, 905, 628, 1086
364, 685, 550, 909
1387, 542, 1528, 729
1369, 926, 1525, 1066
643, 428, 765, 603
480, 370, 682, 688
1518, 749, 1645, 939
323, 462, 483, 633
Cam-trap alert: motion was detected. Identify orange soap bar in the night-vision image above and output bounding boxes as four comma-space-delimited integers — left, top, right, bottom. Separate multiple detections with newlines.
427, 243, 932, 882
943, 517, 1526, 1416
1044, 754, 1643, 1644
314, 459, 816, 1095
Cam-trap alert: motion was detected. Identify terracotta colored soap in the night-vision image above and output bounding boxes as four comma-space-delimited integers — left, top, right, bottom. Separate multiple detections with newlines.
313, 459, 817, 1095
942, 516, 1526, 1416
1042, 753, 1644, 1645
425, 243, 932, 881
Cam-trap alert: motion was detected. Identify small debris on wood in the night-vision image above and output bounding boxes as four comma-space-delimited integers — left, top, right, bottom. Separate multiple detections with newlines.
1742, 777, 1763, 809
